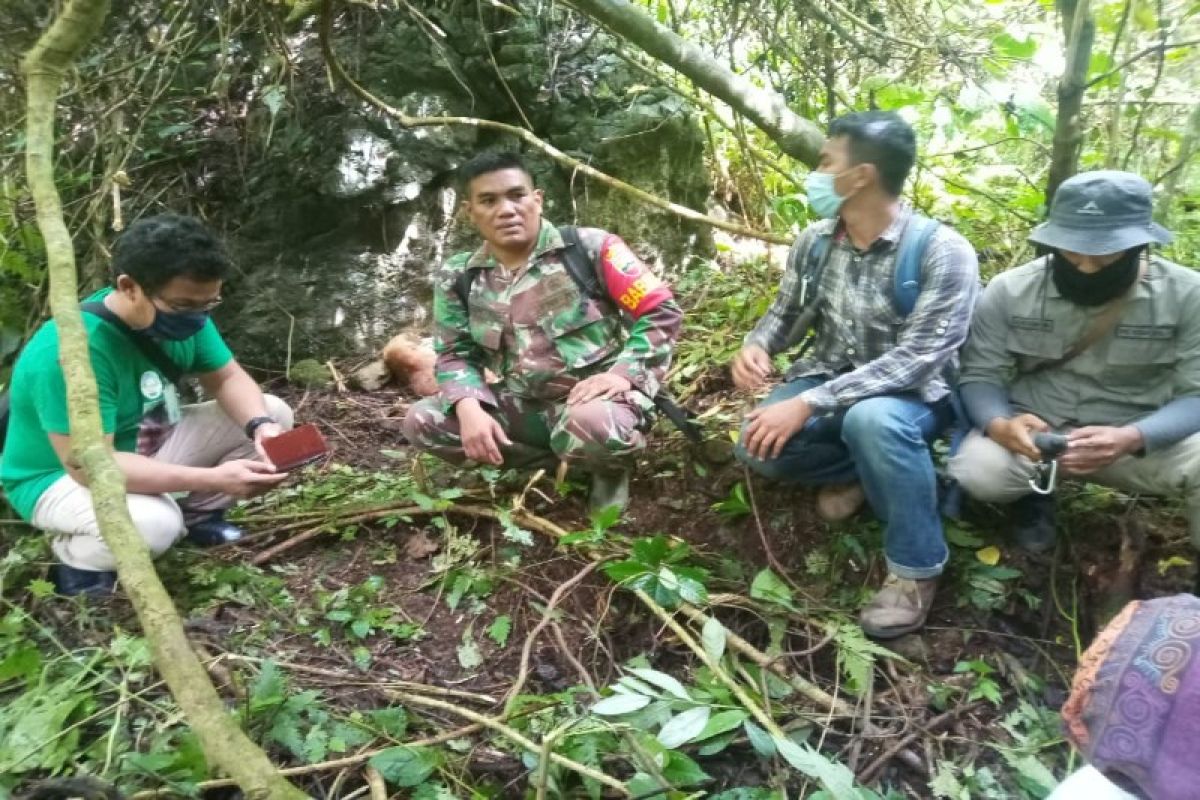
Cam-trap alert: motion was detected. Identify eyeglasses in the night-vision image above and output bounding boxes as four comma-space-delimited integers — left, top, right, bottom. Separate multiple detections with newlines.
152, 295, 223, 314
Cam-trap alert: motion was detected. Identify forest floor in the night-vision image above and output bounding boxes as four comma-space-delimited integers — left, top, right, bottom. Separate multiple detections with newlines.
1, 371, 1195, 800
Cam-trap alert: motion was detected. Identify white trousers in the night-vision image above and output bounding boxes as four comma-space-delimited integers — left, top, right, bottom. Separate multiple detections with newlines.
32, 394, 293, 571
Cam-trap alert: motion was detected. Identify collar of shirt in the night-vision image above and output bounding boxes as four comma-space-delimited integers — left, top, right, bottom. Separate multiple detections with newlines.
831, 204, 912, 251
465, 219, 566, 271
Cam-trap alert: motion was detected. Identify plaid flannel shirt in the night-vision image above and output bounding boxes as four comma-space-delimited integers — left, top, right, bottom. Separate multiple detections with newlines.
746, 208, 979, 413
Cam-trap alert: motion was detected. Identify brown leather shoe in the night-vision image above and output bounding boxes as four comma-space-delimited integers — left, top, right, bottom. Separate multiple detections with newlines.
816, 482, 866, 522
859, 574, 938, 639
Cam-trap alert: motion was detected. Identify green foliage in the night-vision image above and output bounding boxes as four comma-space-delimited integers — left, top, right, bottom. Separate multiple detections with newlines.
749, 568, 798, 612
313, 575, 424, 655
603, 535, 709, 608
369, 746, 441, 787
712, 482, 752, 519
954, 659, 1004, 706
243, 661, 407, 764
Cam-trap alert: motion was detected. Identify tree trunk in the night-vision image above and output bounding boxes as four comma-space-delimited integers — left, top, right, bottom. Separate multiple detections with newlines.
563, 0, 825, 166
1046, 0, 1096, 202
21, 3, 308, 797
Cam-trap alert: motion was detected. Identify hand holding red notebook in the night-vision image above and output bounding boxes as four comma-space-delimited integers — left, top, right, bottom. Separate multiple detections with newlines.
261, 424, 329, 471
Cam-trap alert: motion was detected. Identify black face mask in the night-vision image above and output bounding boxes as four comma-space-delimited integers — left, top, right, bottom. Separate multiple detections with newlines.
1051, 246, 1145, 306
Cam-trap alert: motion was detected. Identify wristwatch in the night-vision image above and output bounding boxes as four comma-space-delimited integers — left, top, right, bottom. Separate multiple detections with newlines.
244, 415, 277, 440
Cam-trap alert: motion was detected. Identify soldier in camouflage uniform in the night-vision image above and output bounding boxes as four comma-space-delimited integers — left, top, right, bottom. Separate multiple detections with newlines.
402, 151, 682, 512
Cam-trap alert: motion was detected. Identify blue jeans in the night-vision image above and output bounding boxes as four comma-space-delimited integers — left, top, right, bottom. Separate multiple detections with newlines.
735, 376, 952, 579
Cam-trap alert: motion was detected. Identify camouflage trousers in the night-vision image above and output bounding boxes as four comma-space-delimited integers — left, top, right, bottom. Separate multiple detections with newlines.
402, 392, 652, 471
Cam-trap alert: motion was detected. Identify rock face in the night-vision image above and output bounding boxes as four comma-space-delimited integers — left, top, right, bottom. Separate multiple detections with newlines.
212, 8, 712, 367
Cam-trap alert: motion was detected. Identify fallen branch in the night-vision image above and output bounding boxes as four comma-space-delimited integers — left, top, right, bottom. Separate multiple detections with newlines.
503, 561, 600, 714
363, 766, 386, 800
391, 692, 630, 795
674, 603, 860, 722
856, 702, 980, 784
221, 653, 497, 704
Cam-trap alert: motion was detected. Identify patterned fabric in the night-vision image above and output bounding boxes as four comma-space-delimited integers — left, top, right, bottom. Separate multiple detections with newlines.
403, 392, 651, 470
431, 220, 682, 410
1062, 594, 1200, 800
745, 207, 979, 414
135, 404, 175, 457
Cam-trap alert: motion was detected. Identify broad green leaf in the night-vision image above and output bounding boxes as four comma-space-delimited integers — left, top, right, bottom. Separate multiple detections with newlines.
592, 693, 652, 715
773, 737, 857, 799
369, 745, 440, 787
656, 706, 710, 748
991, 32, 1037, 60
628, 667, 691, 700
702, 616, 727, 662
697, 729, 738, 755
743, 720, 776, 758
603, 560, 648, 582
662, 751, 710, 785
750, 569, 795, 610
487, 614, 512, 648
626, 773, 660, 796
367, 707, 409, 738
697, 709, 748, 740
0, 645, 40, 684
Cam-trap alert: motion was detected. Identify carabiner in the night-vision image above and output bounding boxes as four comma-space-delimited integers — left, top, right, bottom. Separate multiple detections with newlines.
1029, 459, 1058, 495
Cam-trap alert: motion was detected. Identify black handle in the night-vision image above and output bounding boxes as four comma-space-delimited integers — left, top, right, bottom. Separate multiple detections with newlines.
1032, 432, 1068, 460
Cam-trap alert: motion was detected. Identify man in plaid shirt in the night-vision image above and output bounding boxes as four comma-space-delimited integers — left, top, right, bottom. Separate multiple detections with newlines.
732, 111, 979, 638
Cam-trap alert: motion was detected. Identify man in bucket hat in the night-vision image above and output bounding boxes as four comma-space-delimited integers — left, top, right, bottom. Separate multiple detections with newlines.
949, 170, 1200, 552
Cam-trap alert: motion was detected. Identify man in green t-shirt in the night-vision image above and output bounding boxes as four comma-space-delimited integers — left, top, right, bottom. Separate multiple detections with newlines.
1, 214, 294, 595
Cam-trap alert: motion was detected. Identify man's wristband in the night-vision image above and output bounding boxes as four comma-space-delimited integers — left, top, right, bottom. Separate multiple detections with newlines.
244, 415, 277, 440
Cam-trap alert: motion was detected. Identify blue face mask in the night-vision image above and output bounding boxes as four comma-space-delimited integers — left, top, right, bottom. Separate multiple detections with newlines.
146, 308, 209, 340
805, 170, 846, 219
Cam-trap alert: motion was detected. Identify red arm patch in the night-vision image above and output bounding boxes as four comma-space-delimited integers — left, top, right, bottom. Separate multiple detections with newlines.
598, 235, 673, 317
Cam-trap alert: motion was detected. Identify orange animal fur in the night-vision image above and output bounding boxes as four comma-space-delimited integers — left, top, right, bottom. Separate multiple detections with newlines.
382, 333, 438, 397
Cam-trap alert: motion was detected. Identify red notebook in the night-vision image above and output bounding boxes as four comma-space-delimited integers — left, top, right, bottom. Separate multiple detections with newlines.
261, 424, 329, 471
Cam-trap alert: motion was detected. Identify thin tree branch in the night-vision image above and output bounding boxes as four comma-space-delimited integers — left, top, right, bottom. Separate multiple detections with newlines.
1085, 38, 1200, 89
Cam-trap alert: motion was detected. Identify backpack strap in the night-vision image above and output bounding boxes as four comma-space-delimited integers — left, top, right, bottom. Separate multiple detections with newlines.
80, 302, 184, 385
557, 225, 606, 301
891, 214, 940, 317
452, 264, 480, 310
798, 232, 832, 308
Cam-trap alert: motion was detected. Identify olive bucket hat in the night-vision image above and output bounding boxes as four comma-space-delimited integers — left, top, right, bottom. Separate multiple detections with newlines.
1029, 170, 1174, 255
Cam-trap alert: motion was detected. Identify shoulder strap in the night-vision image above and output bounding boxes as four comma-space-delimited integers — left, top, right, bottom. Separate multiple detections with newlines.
557, 226, 606, 301
453, 265, 480, 309
1021, 288, 1135, 375
80, 301, 184, 385
892, 214, 940, 317
795, 231, 832, 308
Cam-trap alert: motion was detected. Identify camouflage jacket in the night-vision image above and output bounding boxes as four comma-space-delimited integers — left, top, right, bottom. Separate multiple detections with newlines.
432, 220, 682, 409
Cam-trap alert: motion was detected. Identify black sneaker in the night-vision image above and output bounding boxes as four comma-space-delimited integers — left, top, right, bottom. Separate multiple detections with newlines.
185, 511, 244, 547
49, 564, 118, 596
1013, 493, 1057, 554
